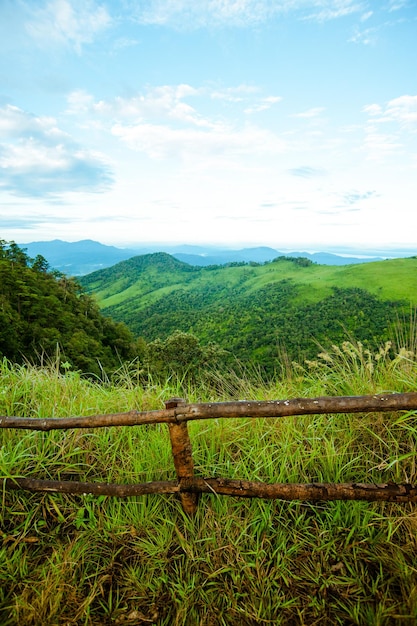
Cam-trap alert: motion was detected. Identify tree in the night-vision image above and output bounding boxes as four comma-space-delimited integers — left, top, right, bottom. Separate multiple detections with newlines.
6, 241, 30, 267
145, 330, 227, 382
0, 241, 139, 376
32, 254, 49, 273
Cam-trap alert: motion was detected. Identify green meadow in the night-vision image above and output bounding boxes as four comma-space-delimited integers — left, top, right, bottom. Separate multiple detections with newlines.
2, 330, 417, 625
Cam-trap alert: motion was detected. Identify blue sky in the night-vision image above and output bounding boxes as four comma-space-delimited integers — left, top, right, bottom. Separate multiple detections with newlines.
0, 0, 416, 252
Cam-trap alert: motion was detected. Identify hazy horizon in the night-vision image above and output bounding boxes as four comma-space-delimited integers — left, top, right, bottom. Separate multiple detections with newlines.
16, 237, 416, 260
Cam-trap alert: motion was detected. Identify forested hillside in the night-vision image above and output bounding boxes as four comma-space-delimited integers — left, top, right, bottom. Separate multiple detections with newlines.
81, 253, 417, 374
0, 241, 136, 375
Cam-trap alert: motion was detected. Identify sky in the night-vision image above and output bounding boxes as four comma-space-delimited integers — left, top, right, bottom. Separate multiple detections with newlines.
0, 0, 416, 253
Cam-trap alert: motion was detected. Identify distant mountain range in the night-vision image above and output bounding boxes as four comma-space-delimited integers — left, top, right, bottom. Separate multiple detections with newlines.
21, 239, 135, 275
19, 239, 413, 276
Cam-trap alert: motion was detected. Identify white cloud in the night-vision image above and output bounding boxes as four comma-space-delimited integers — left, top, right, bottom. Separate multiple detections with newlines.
362, 103, 382, 116
292, 107, 325, 118
112, 37, 141, 51
111, 121, 286, 160
66, 90, 96, 114
361, 96, 417, 162
288, 165, 326, 177
245, 96, 283, 114
132, 0, 276, 28
349, 25, 378, 45
361, 128, 404, 161
0, 105, 68, 143
25, 0, 111, 53
385, 95, 417, 127
66, 84, 287, 160
387, 0, 408, 11
363, 95, 417, 128
130, 0, 367, 28
0, 105, 112, 196
211, 85, 260, 102
303, 1, 365, 22
67, 84, 210, 126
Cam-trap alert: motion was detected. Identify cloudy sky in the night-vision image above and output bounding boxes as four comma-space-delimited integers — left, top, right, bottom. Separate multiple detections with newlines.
0, 0, 416, 252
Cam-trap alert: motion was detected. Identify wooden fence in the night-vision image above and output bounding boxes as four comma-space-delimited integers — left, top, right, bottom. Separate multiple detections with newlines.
2, 392, 417, 516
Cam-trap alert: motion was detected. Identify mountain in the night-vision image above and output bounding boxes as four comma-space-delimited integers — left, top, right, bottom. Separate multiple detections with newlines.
19, 240, 390, 276
80, 253, 417, 372
20, 239, 139, 275
174, 249, 385, 267
81, 253, 417, 313
173, 246, 279, 265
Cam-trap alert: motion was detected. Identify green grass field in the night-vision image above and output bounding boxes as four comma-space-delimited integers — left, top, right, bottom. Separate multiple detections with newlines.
1, 329, 417, 625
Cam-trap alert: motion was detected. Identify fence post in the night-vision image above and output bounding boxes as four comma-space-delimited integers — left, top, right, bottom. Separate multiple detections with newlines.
165, 398, 199, 517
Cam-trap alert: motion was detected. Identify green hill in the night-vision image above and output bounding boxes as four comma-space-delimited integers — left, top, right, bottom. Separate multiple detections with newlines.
80, 254, 417, 372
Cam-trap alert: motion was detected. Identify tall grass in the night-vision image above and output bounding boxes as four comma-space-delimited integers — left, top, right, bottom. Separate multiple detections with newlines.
1, 334, 417, 625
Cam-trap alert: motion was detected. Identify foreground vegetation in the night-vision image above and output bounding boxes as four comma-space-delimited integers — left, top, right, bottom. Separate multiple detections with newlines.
1, 329, 417, 625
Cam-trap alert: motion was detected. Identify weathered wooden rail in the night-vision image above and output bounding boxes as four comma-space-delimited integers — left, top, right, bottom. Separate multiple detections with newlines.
2, 392, 417, 516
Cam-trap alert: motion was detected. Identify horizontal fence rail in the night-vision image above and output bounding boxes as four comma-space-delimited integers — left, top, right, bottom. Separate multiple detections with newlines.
2, 392, 417, 430
5, 477, 417, 502
2, 392, 417, 515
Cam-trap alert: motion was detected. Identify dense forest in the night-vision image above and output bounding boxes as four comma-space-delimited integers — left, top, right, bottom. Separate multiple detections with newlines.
0, 241, 136, 376
134, 281, 403, 370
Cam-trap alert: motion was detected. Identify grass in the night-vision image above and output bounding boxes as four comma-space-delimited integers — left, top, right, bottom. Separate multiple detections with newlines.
1, 337, 417, 625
